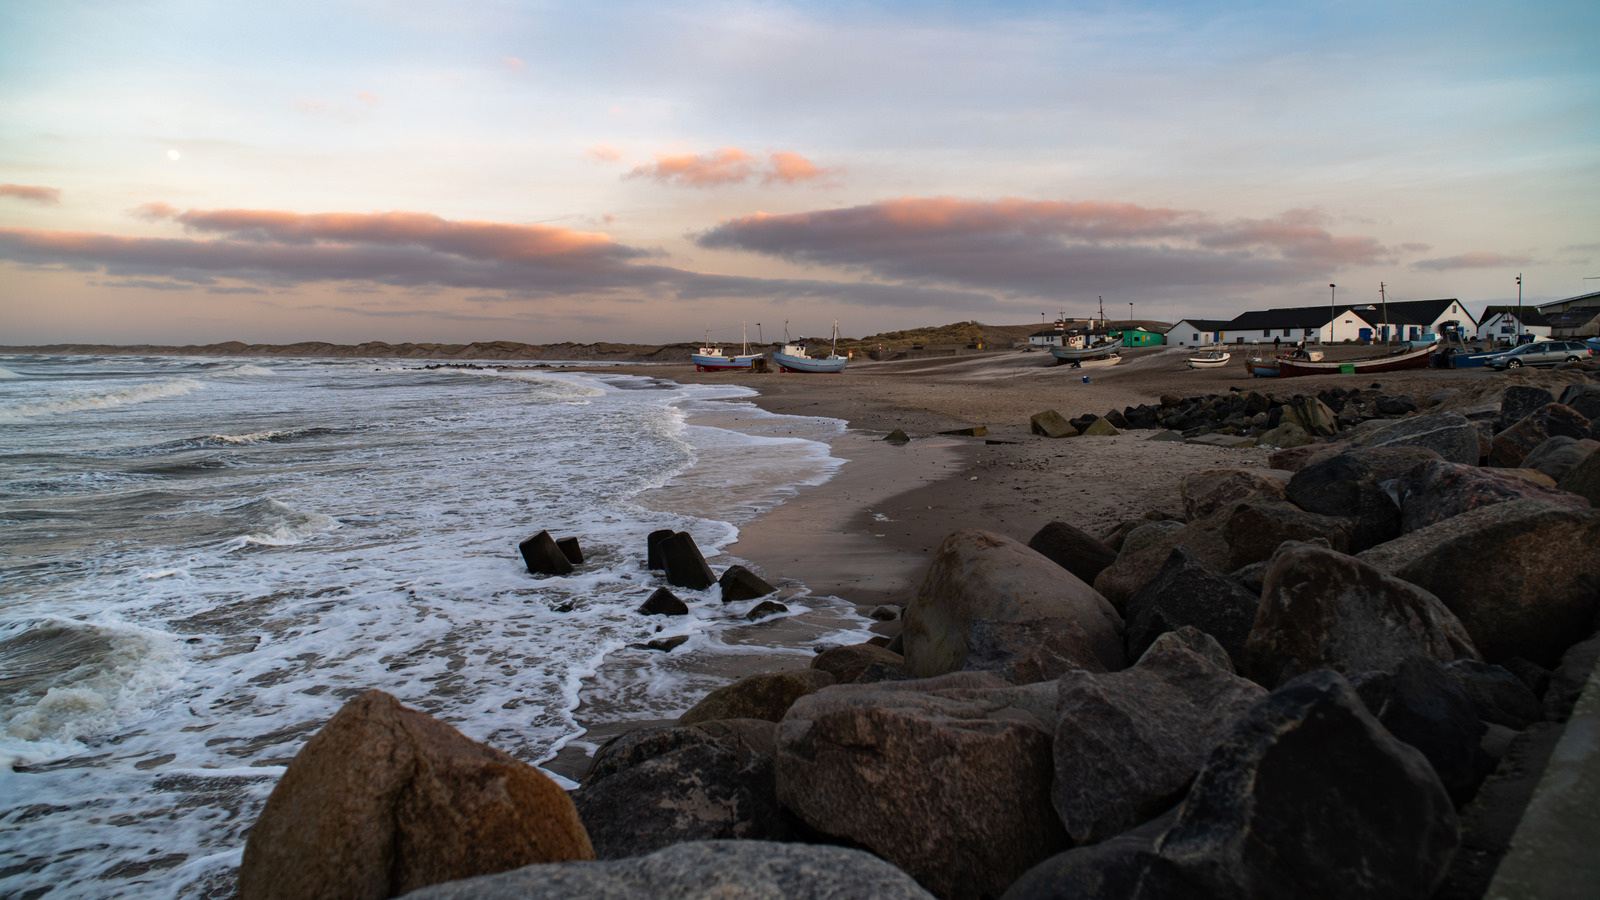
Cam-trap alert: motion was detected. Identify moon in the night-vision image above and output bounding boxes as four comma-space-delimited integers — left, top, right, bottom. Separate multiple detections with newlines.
167, 149, 180, 161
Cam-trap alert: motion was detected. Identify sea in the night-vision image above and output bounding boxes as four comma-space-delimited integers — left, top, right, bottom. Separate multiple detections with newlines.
0, 354, 867, 899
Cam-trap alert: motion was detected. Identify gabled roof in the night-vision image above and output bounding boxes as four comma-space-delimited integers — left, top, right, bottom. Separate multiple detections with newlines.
1169, 318, 1233, 332
1480, 306, 1551, 328
1376, 298, 1472, 327
1538, 290, 1600, 311
1224, 305, 1371, 330
1546, 306, 1600, 328
1029, 328, 1066, 337
1221, 298, 1466, 331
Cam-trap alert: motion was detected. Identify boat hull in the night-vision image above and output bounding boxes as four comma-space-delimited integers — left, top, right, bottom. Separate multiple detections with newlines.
1277, 344, 1436, 378
1186, 353, 1231, 369
692, 353, 761, 372
1244, 358, 1279, 378
1446, 350, 1497, 370
1052, 345, 1119, 363
773, 352, 847, 374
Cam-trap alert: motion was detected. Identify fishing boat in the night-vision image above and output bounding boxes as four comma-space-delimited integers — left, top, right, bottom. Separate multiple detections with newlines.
1186, 350, 1231, 369
1051, 342, 1120, 364
773, 320, 848, 374
691, 324, 763, 372
1444, 347, 1500, 369
1276, 342, 1437, 378
1245, 357, 1280, 378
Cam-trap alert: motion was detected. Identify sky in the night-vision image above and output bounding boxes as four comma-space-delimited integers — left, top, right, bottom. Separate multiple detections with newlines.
1, 0, 1597, 346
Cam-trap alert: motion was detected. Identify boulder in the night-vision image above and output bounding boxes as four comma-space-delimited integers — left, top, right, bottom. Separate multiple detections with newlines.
518, 530, 574, 576
1284, 452, 1401, 551
1178, 468, 1290, 522
1094, 520, 1227, 613
660, 531, 716, 591
572, 728, 793, 858
1558, 383, 1600, 420
1101, 513, 1181, 553
904, 529, 1126, 678
1279, 395, 1339, 437
961, 616, 1109, 683
580, 718, 776, 787
745, 600, 788, 620
1051, 645, 1266, 844
1244, 544, 1479, 688
885, 428, 911, 445
555, 536, 583, 565
1542, 631, 1600, 723
1000, 812, 1189, 900
401, 840, 938, 900
1497, 385, 1556, 432
1364, 657, 1493, 806
1377, 394, 1419, 416
1520, 435, 1600, 482
645, 528, 675, 570
1137, 626, 1237, 674
1356, 499, 1600, 665
1026, 521, 1118, 587
811, 643, 906, 683
1080, 417, 1120, 436
638, 587, 687, 616
237, 690, 592, 900
1557, 445, 1600, 505
1342, 412, 1481, 464
1030, 410, 1078, 438
1155, 671, 1459, 899
1394, 459, 1590, 533
1212, 499, 1356, 571
1105, 409, 1132, 429
1444, 659, 1542, 730
676, 669, 836, 726
719, 564, 777, 602
1122, 547, 1259, 667
775, 675, 1067, 900
1489, 403, 1591, 468
1256, 421, 1310, 448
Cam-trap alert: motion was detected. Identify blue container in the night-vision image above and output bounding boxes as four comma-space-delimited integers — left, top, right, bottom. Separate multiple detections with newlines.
1082, 375, 1091, 384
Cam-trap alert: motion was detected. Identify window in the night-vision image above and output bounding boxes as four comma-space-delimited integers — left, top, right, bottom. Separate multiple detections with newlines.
1192, 333, 1199, 341
1263, 329, 1270, 337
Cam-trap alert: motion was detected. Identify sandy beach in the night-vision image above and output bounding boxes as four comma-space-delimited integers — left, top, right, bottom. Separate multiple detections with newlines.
546, 344, 1502, 779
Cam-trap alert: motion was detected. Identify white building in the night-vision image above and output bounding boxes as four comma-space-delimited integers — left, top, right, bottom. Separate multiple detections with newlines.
1166, 319, 1232, 348
1475, 306, 1551, 342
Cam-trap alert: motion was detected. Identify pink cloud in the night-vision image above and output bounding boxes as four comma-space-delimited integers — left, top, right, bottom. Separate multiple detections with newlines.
763, 152, 828, 184
585, 143, 625, 163
1412, 251, 1534, 271
626, 148, 756, 187
1, 184, 62, 205
502, 56, 525, 72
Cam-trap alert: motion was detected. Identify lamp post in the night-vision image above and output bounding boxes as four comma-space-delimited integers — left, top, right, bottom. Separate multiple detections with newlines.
1516, 274, 1523, 344
1329, 284, 1337, 344
1380, 282, 1389, 347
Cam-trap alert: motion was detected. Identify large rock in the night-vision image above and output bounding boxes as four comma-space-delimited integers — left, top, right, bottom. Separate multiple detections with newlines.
1000, 812, 1189, 900
1489, 403, 1591, 468
775, 674, 1068, 900
237, 690, 592, 900
1139, 626, 1236, 673
1357, 499, 1600, 665
660, 531, 716, 590
811, 643, 905, 683
1365, 658, 1493, 806
402, 840, 939, 900
1284, 452, 1401, 551
638, 587, 687, 616
718, 564, 776, 603
1155, 670, 1459, 899
962, 616, 1109, 683
1256, 421, 1310, 449
1030, 409, 1077, 438
904, 529, 1126, 678
1497, 385, 1556, 432
1122, 547, 1259, 666
572, 722, 794, 858
1558, 383, 1600, 420
1394, 458, 1590, 533
1343, 412, 1481, 464
1521, 435, 1600, 482
1244, 545, 1479, 688
1026, 520, 1118, 587
1279, 395, 1339, 437
1179, 468, 1290, 521
518, 530, 574, 576
676, 669, 836, 726
1443, 660, 1542, 730
1051, 645, 1266, 845
1557, 445, 1600, 505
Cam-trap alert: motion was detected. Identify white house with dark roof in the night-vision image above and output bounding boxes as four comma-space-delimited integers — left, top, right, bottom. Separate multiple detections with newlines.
1166, 319, 1233, 347
1212, 298, 1475, 345
1475, 306, 1551, 342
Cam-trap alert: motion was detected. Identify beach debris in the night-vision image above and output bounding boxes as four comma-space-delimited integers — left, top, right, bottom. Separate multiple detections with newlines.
960, 616, 1110, 683
745, 599, 789, 621
940, 425, 989, 437
811, 643, 905, 683
237, 690, 593, 900
555, 536, 584, 564
645, 528, 675, 570
1245, 544, 1479, 689
718, 564, 776, 603
1357, 498, 1600, 665
1028, 409, 1077, 438
637, 587, 687, 616
519, 530, 575, 576
676, 669, 836, 726
883, 428, 911, 444
403, 841, 937, 900
1123, 547, 1260, 667
904, 528, 1125, 678
659, 531, 716, 591
775, 672, 1068, 900
1025, 520, 1117, 587
1051, 642, 1266, 845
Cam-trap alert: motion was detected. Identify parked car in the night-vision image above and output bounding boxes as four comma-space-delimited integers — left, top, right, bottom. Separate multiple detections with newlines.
1484, 340, 1594, 369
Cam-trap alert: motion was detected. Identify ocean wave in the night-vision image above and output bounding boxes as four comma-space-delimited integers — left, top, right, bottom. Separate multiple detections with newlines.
0, 378, 204, 421
0, 617, 187, 767
0, 366, 23, 379
226, 497, 340, 548
210, 363, 277, 377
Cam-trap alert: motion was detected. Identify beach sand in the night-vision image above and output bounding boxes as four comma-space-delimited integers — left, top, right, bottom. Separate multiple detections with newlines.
545, 345, 1498, 779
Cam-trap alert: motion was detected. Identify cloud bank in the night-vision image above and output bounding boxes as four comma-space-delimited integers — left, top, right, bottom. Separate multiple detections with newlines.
626, 148, 829, 187
1, 184, 62, 205
1411, 251, 1534, 271
696, 197, 1393, 299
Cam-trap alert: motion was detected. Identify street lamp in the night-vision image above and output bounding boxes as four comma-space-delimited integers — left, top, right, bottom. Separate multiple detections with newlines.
1516, 274, 1523, 344
1329, 284, 1337, 343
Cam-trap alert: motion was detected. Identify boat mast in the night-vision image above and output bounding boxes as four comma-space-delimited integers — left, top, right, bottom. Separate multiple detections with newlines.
831, 318, 838, 358
741, 322, 749, 355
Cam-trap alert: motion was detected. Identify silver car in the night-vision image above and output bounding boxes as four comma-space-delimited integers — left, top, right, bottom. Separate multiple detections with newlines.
1486, 340, 1594, 369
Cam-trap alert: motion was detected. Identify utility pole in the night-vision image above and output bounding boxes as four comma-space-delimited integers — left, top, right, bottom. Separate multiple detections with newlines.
1516, 274, 1523, 344
1329, 284, 1337, 343
1380, 282, 1389, 347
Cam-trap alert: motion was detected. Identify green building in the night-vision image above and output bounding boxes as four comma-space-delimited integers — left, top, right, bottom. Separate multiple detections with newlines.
1120, 327, 1164, 348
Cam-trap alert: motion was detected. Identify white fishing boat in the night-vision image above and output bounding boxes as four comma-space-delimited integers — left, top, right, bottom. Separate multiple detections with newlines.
1186, 350, 1231, 369
1051, 342, 1120, 364
691, 323, 763, 372
773, 320, 848, 374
